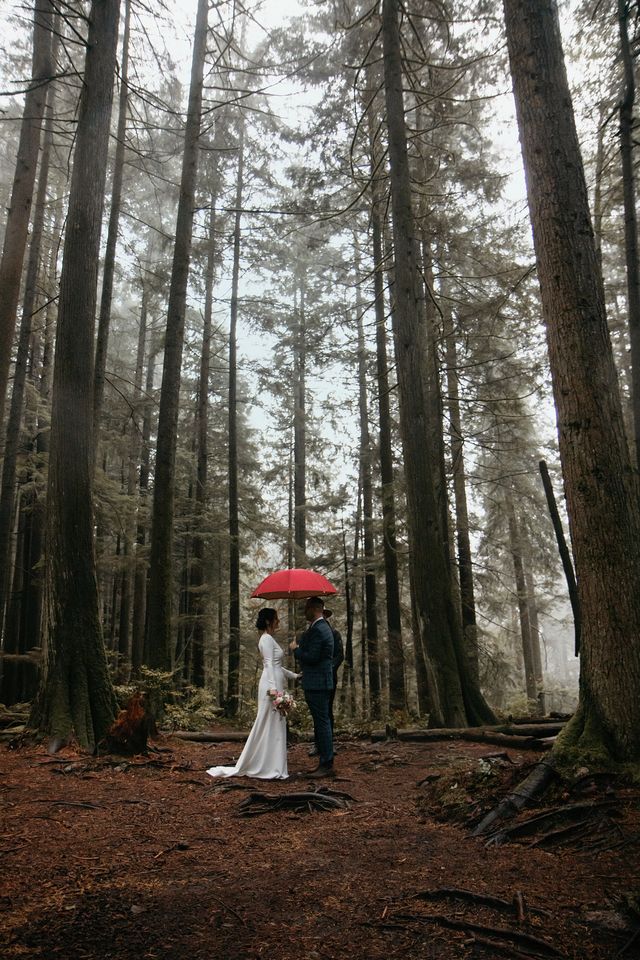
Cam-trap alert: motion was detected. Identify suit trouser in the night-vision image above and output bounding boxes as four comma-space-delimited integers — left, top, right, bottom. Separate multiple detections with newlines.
328, 670, 339, 731
304, 688, 333, 765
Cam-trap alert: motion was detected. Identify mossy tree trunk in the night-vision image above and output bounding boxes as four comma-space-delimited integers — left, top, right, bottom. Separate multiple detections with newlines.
504, 0, 640, 763
31, 0, 122, 751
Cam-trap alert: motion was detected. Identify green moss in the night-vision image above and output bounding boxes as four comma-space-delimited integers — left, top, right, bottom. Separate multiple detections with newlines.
549, 703, 640, 781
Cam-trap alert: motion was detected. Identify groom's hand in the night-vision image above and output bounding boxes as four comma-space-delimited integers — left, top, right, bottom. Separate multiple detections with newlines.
289, 639, 298, 651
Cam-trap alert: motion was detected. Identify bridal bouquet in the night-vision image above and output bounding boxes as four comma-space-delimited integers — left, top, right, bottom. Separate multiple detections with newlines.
268, 689, 296, 717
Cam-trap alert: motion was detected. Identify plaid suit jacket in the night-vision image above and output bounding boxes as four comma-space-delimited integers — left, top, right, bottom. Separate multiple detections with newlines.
294, 618, 334, 690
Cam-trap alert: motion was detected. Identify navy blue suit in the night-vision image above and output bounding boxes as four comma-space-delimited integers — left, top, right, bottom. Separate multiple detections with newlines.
294, 617, 334, 765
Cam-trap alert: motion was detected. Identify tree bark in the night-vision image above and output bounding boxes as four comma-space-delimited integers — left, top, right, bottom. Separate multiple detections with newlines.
382, 0, 484, 727
524, 563, 545, 715
505, 490, 537, 706
226, 133, 244, 716
190, 175, 219, 687
0, 18, 56, 640
444, 309, 480, 685
146, 0, 209, 671
117, 261, 148, 683
504, 0, 640, 761
355, 253, 381, 718
92, 0, 131, 440
293, 276, 307, 564
31, 0, 121, 751
365, 84, 406, 714
0, 0, 53, 430
617, 0, 640, 469
132, 336, 157, 675
538, 459, 581, 656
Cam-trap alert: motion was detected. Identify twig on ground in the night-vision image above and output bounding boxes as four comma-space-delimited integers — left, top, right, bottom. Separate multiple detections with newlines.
203, 892, 245, 922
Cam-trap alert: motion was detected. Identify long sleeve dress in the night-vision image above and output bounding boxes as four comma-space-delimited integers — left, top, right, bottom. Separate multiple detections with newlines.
206, 633, 298, 780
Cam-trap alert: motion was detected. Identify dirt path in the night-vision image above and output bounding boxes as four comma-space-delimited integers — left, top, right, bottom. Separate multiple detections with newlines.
0, 735, 636, 959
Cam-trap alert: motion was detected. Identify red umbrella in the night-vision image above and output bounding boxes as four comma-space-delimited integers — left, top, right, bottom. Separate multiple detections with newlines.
251, 568, 338, 600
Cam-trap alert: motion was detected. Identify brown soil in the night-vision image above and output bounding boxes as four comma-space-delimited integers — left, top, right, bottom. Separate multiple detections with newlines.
1, 733, 638, 959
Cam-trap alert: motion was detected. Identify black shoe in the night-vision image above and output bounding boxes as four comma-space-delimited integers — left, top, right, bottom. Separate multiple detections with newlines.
308, 745, 319, 757
306, 763, 336, 778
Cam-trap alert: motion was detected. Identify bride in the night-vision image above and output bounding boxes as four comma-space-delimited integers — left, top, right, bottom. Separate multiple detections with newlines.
206, 608, 300, 780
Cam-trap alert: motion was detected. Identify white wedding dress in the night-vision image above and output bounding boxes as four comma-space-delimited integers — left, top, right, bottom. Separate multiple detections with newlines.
206, 632, 298, 780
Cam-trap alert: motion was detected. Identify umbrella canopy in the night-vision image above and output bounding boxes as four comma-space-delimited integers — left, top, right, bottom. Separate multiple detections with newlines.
251, 568, 338, 600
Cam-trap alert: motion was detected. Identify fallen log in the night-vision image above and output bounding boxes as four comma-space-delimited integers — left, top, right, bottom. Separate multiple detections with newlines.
371, 722, 564, 747
169, 730, 248, 743
169, 729, 316, 744
485, 799, 622, 846
472, 759, 559, 837
372, 729, 556, 750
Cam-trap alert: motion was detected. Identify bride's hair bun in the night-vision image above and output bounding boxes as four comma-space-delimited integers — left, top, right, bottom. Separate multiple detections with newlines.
255, 607, 277, 630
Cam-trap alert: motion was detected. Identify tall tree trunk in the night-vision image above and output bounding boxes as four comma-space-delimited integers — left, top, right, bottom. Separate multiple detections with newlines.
190, 189, 218, 688
293, 279, 307, 564
524, 563, 545, 715
217, 554, 225, 705
617, 0, 640, 468
117, 266, 148, 683
226, 134, 244, 717
505, 490, 537, 706
0, 25, 56, 639
381, 0, 493, 727
422, 239, 450, 557
0, 0, 53, 430
444, 309, 480, 685
132, 338, 156, 674
340, 521, 356, 717
592, 104, 607, 271
504, 0, 640, 761
22, 198, 61, 662
365, 89, 406, 713
92, 0, 131, 439
30, 0, 121, 751
287, 442, 296, 643
2, 491, 29, 704
355, 255, 381, 718
146, 0, 209, 671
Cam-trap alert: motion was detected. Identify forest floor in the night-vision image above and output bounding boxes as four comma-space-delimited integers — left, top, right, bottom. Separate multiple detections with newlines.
1, 730, 639, 960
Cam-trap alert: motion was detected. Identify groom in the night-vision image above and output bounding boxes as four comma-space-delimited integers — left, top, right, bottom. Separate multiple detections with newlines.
290, 596, 335, 777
